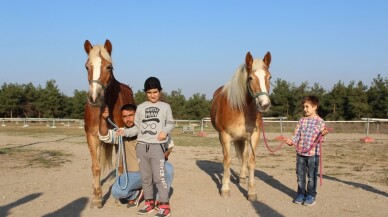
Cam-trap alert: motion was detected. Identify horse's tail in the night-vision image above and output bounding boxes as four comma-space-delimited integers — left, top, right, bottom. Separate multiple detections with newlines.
100, 142, 114, 171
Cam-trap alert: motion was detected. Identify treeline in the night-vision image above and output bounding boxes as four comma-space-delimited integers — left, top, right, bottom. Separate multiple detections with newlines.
0, 75, 387, 120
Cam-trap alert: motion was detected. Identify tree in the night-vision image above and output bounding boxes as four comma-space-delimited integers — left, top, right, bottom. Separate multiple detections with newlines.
368, 74, 388, 118
166, 89, 186, 119
22, 83, 39, 117
134, 90, 147, 104
0, 82, 24, 117
67, 89, 87, 119
325, 81, 347, 120
35, 80, 65, 118
344, 81, 370, 120
184, 93, 211, 120
268, 79, 294, 118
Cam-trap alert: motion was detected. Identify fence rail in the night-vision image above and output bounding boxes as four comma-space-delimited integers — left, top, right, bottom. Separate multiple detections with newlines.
1, 117, 387, 136
1, 118, 84, 128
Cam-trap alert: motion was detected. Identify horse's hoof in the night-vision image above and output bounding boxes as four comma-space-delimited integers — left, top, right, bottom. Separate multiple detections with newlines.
239, 177, 246, 184
90, 199, 103, 209
247, 193, 257, 201
221, 190, 230, 197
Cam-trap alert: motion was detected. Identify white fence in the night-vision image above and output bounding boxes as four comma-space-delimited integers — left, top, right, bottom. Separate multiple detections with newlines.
1, 118, 84, 128
1, 117, 387, 137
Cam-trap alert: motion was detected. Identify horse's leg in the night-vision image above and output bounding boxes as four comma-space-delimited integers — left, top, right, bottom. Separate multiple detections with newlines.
235, 140, 248, 184
220, 131, 232, 197
87, 134, 103, 208
247, 134, 259, 201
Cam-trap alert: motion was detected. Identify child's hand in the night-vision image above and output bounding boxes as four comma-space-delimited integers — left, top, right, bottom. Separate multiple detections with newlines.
158, 131, 167, 141
322, 128, 329, 136
285, 138, 293, 146
116, 128, 125, 136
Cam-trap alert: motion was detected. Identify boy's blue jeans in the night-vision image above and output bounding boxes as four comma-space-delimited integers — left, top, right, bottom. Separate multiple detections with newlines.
111, 161, 174, 200
296, 154, 319, 197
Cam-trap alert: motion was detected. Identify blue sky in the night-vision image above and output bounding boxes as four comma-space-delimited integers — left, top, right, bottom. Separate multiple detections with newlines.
0, 1, 387, 99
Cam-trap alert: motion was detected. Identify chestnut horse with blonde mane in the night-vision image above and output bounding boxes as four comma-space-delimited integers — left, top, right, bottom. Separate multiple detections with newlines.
210, 51, 272, 201
83, 39, 135, 208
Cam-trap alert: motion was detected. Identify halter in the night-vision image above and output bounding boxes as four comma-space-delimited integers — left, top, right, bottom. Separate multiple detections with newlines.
247, 80, 269, 99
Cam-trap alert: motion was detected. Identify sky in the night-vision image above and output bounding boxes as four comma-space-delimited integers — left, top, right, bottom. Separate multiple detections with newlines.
0, 1, 387, 99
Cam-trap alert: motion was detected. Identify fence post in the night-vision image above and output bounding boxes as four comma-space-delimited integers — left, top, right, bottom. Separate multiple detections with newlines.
51, 119, 57, 128
360, 118, 374, 143
274, 117, 287, 140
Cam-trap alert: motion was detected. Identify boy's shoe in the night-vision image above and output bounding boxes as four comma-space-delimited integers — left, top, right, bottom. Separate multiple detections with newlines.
303, 195, 316, 206
154, 202, 170, 217
127, 189, 144, 208
137, 199, 155, 215
293, 194, 305, 204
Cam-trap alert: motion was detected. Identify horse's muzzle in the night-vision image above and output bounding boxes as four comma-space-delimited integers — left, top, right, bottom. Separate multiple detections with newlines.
257, 96, 271, 112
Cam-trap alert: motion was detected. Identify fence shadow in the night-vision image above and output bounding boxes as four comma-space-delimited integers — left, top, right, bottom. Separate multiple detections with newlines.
0, 193, 42, 217
196, 160, 288, 217
323, 174, 388, 197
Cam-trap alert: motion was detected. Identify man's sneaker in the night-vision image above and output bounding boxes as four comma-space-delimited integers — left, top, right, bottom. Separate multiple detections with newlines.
303, 195, 316, 206
137, 199, 155, 215
293, 194, 305, 204
154, 202, 170, 217
127, 189, 144, 208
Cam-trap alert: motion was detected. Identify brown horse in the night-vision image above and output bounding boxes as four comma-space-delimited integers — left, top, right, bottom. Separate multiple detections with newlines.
83, 39, 135, 208
210, 51, 272, 201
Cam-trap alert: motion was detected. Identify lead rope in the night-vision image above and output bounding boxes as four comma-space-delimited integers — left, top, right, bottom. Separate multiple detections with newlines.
261, 121, 324, 186
107, 117, 129, 190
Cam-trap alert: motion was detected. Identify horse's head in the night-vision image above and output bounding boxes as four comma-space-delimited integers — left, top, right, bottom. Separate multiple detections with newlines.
245, 51, 272, 112
84, 39, 114, 106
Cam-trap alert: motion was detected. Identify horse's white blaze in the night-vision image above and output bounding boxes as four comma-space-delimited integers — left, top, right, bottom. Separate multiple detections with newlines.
255, 68, 270, 107
91, 57, 102, 101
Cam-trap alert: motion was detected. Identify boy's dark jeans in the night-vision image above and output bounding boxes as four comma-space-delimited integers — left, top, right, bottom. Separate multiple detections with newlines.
296, 154, 319, 197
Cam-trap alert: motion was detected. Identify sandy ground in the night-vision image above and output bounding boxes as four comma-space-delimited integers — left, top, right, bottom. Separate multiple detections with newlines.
0, 131, 387, 217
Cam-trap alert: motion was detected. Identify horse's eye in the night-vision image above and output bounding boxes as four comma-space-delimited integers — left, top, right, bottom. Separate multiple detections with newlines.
85, 66, 89, 70
107, 65, 113, 71
248, 76, 253, 81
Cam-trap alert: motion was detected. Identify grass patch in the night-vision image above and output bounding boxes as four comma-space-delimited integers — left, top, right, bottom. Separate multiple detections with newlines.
29, 150, 72, 168
1, 146, 73, 169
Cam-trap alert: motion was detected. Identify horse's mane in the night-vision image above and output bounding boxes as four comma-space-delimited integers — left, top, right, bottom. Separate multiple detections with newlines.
88, 45, 112, 63
221, 58, 263, 111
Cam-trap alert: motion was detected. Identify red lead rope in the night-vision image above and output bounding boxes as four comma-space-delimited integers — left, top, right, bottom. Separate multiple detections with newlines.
261, 123, 324, 186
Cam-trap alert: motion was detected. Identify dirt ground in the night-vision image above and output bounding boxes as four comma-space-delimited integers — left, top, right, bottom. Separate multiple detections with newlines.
0, 131, 387, 217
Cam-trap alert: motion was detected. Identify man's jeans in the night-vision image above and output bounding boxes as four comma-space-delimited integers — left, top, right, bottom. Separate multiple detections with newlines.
296, 154, 319, 197
111, 161, 174, 200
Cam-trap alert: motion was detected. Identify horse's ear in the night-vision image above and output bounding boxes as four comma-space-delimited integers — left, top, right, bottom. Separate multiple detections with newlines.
245, 52, 253, 70
263, 51, 271, 68
104, 39, 112, 55
84, 40, 93, 54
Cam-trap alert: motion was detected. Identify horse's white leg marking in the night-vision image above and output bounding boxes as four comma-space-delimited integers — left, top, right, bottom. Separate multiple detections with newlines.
220, 131, 232, 196
247, 132, 259, 201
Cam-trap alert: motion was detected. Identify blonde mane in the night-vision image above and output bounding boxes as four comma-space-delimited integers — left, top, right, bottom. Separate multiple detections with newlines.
88, 45, 112, 63
221, 58, 264, 111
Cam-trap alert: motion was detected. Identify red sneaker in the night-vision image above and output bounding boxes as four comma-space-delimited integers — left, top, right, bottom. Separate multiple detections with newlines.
154, 202, 171, 217
137, 199, 155, 215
